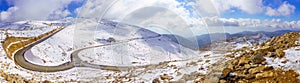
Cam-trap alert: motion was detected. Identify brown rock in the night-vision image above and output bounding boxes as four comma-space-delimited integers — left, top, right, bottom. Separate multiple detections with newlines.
248, 66, 265, 74
235, 72, 246, 77
193, 79, 201, 83
245, 74, 255, 79
244, 64, 251, 69
204, 54, 210, 57
43, 80, 51, 83
227, 64, 234, 70
152, 78, 160, 83
189, 62, 197, 66
205, 60, 210, 63
259, 46, 274, 52
261, 61, 267, 65
255, 71, 275, 79
267, 52, 275, 57
221, 68, 232, 78
251, 53, 266, 64
249, 66, 273, 74
182, 73, 196, 81
220, 80, 226, 83
197, 59, 203, 62
204, 77, 219, 83
238, 79, 248, 83
225, 54, 235, 58
281, 60, 288, 64
232, 60, 239, 65
176, 79, 186, 83
238, 57, 249, 65
251, 64, 258, 67
160, 74, 173, 80
276, 49, 285, 58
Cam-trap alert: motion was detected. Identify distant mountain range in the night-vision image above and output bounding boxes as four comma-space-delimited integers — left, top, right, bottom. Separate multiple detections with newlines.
162, 30, 300, 49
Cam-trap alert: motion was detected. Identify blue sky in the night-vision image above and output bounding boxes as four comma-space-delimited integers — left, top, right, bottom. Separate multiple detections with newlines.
220, 0, 300, 21
0, 0, 299, 35
0, 0, 299, 21
0, 0, 12, 11
65, 0, 86, 17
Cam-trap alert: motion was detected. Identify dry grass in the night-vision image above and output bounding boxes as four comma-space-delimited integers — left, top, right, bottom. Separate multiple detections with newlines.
1, 27, 63, 59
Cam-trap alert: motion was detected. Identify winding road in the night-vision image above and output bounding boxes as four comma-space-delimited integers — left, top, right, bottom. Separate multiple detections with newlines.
5, 27, 162, 72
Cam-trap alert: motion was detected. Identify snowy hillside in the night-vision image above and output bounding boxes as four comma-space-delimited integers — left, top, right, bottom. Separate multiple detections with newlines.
27, 18, 198, 66
0, 18, 204, 82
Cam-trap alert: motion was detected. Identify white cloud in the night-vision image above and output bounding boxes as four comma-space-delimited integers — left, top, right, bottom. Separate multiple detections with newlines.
229, 0, 265, 14
75, 0, 299, 35
76, 0, 190, 19
191, 0, 265, 16
75, 0, 115, 18
189, 0, 220, 16
75, 0, 202, 47
76, 0, 202, 37
0, 7, 18, 21
1, 0, 297, 22
201, 17, 300, 29
192, 0, 296, 17
0, 0, 78, 22
265, 1, 296, 17
49, 10, 71, 20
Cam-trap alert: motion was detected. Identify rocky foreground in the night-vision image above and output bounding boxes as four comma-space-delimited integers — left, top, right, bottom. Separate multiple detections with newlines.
205, 32, 300, 83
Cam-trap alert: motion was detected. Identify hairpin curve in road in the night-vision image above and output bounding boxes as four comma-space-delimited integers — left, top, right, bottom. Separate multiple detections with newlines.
2, 26, 161, 72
